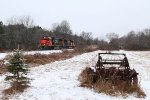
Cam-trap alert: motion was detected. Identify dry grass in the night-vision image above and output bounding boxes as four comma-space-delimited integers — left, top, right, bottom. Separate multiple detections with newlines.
24, 50, 78, 66
93, 80, 146, 98
79, 67, 146, 98
2, 81, 29, 100
24, 48, 97, 66
78, 67, 96, 87
0, 55, 14, 75
0, 60, 6, 74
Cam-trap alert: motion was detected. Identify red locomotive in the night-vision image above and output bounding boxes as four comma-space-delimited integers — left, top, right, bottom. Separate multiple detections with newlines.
39, 36, 75, 50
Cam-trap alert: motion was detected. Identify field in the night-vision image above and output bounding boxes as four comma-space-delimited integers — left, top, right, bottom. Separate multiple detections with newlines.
0, 50, 150, 100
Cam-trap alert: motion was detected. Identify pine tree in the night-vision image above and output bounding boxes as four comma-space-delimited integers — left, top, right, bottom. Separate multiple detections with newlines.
5, 49, 30, 86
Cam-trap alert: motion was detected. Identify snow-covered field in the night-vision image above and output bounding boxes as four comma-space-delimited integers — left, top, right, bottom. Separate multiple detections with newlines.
0, 50, 150, 100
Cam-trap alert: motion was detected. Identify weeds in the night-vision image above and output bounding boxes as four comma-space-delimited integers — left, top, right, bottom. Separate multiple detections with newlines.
0, 60, 6, 74
24, 51, 77, 66
24, 48, 97, 66
2, 81, 29, 100
79, 67, 146, 98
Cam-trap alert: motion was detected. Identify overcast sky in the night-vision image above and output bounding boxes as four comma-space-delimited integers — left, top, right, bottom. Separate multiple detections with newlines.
1, 0, 150, 38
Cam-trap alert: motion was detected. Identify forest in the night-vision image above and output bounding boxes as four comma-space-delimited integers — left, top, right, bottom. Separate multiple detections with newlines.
0, 16, 150, 51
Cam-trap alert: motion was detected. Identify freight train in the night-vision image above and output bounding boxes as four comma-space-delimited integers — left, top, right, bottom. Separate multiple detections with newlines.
39, 36, 75, 50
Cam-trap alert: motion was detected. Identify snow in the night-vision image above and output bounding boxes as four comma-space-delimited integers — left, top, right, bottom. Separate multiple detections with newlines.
23, 50, 62, 55
0, 50, 150, 100
0, 53, 7, 60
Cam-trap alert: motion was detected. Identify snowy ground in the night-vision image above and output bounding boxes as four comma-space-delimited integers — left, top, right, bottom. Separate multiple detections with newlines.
0, 50, 150, 100
0, 53, 7, 60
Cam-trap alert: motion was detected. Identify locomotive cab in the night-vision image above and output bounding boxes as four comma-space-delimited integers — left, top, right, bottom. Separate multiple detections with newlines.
39, 36, 52, 49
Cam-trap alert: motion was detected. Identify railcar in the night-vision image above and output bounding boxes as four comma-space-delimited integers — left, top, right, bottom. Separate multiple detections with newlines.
39, 36, 75, 50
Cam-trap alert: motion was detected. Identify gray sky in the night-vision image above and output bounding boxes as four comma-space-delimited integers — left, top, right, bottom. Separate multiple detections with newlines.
1, 0, 150, 39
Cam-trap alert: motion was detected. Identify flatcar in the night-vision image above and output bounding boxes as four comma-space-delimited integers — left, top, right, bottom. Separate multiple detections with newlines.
39, 36, 75, 50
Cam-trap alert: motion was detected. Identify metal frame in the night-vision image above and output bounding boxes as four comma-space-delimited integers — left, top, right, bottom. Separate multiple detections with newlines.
95, 53, 138, 83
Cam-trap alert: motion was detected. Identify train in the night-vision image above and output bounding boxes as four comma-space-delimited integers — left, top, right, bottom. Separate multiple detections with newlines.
39, 36, 75, 50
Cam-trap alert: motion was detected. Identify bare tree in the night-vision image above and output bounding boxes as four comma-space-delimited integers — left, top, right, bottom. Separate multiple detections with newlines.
51, 20, 72, 34
51, 23, 61, 34
80, 31, 93, 45
106, 32, 119, 42
19, 16, 35, 28
6, 16, 18, 25
80, 31, 93, 40
59, 20, 72, 34
106, 33, 119, 51
6, 16, 35, 28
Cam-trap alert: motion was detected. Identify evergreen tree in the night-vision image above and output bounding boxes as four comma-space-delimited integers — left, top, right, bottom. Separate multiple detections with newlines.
0, 21, 4, 34
0, 21, 4, 49
5, 49, 30, 86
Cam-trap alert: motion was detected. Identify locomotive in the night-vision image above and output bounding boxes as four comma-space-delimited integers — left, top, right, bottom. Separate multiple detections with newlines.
39, 36, 75, 50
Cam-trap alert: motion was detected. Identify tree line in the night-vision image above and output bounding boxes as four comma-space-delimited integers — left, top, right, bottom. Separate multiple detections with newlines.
120, 30, 150, 50
0, 16, 150, 51
106, 30, 150, 50
0, 16, 107, 51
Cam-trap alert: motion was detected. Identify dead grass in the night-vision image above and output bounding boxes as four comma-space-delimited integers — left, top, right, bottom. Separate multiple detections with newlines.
0, 60, 6, 74
78, 67, 95, 87
24, 48, 97, 66
2, 81, 29, 100
93, 80, 146, 98
24, 50, 78, 66
79, 67, 146, 98
0, 55, 14, 75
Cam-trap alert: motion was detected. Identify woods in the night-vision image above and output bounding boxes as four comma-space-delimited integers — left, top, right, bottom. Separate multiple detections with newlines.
0, 16, 150, 51
0, 16, 104, 51
121, 30, 150, 50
